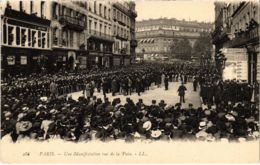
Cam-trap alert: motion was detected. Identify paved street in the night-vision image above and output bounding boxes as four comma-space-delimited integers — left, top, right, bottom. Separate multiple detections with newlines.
70, 82, 202, 108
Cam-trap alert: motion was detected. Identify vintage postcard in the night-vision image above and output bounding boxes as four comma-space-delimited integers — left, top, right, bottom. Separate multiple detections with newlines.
0, 0, 259, 163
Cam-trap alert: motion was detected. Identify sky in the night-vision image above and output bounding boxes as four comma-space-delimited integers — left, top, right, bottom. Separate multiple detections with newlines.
135, 0, 215, 23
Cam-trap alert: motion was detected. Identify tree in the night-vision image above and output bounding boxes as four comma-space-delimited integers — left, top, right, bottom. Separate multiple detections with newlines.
170, 38, 192, 60
192, 32, 212, 58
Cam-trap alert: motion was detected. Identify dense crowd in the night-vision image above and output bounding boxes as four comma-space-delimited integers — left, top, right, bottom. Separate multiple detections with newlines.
1, 63, 259, 142
1, 96, 259, 142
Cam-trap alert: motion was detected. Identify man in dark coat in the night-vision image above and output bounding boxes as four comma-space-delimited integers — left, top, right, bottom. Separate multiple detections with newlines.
135, 78, 141, 96
102, 78, 108, 98
193, 76, 198, 91
164, 75, 169, 90
111, 78, 117, 96
177, 83, 187, 103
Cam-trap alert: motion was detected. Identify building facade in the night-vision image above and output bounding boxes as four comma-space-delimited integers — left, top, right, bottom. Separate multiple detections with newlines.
135, 18, 213, 61
86, 1, 114, 68
51, 1, 88, 71
212, 1, 260, 83
1, 0, 52, 74
0, 0, 137, 75
112, 2, 137, 66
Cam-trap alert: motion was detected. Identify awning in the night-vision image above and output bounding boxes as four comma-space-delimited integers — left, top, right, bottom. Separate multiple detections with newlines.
151, 54, 154, 57
151, 39, 155, 43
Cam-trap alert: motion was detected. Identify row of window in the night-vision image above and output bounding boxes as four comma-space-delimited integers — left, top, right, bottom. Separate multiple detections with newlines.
220, 2, 258, 33
113, 8, 131, 27
52, 28, 80, 48
2, 24, 49, 49
137, 46, 170, 53
113, 25, 129, 38
137, 26, 211, 33
53, 3, 86, 21
89, 1, 111, 20
88, 19, 112, 36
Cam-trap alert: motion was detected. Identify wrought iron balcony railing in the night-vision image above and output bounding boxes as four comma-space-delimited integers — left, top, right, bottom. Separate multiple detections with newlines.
59, 15, 85, 31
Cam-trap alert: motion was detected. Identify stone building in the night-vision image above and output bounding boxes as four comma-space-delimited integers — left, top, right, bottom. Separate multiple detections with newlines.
135, 18, 213, 61
212, 1, 259, 83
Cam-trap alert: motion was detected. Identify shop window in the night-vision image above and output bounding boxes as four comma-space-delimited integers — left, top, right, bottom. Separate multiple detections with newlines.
28, 29, 31, 46
32, 31, 37, 47
21, 28, 27, 46
38, 31, 41, 47
15, 27, 20, 46
8, 26, 14, 45
42, 32, 46, 48
21, 56, 27, 65
7, 56, 15, 65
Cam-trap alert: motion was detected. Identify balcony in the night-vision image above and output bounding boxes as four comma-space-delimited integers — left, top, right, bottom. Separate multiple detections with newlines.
130, 39, 137, 47
118, 20, 126, 26
226, 26, 259, 47
115, 34, 128, 41
212, 26, 230, 44
113, 16, 117, 21
59, 15, 85, 31
89, 30, 114, 42
113, 3, 129, 16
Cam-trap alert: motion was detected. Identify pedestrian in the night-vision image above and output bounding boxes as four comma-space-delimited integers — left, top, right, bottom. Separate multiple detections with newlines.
164, 75, 169, 90
49, 81, 58, 98
102, 78, 108, 98
136, 78, 141, 96
177, 82, 187, 104
193, 76, 198, 91
84, 82, 91, 99
111, 78, 117, 96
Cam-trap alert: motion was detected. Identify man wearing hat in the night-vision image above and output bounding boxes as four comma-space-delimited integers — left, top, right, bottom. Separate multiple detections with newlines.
164, 75, 169, 90
177, 83, 187, 103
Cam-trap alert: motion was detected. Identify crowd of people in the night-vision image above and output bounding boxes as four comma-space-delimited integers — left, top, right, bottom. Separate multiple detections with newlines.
1, 63, 259, 142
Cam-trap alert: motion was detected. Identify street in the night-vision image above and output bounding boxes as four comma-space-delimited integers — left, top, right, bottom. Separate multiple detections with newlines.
70, 82, 202, 108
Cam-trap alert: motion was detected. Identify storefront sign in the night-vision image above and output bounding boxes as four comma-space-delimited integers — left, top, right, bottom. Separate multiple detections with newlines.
7, 56, 15, 65
8, 19, 48, 31
20, 56, 27, 65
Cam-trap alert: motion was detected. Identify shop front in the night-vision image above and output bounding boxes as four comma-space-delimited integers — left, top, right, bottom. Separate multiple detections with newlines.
1, 47, 52, 76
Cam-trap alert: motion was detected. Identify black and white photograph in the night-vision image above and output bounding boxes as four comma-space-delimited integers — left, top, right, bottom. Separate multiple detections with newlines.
0, 0, 259, 163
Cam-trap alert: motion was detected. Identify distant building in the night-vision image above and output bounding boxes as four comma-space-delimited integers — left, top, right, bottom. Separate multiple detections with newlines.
135, 18, 213, 61
212, 1, 259, 83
